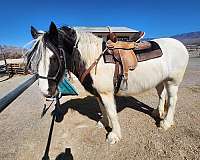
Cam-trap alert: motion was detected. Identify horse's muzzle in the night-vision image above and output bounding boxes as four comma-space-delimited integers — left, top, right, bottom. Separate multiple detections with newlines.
42, 88, 58, 98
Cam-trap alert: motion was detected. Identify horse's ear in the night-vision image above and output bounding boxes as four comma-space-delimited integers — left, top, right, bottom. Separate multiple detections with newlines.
49, 22, 58, 38
31, 26, 39, 39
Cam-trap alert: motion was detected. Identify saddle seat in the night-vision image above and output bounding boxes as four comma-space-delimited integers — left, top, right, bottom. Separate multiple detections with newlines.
106, 40, 136, 50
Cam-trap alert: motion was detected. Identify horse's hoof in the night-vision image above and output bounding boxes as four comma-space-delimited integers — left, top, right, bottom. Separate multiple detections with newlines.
159, 120, 174, 130
106, 132, 121, 144
96, 121, 104, 128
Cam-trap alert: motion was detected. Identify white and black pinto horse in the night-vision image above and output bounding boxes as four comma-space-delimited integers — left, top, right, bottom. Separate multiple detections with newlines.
27, 22, 189, 144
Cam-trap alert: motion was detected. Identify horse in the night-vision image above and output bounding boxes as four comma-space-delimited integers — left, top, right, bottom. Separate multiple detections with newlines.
26, 22, 189, 144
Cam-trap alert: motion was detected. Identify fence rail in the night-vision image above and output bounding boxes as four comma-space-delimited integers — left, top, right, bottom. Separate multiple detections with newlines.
0, 74, 38, 113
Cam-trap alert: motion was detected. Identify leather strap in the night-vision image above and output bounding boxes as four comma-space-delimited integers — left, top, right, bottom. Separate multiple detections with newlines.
80, 53, 104, 83
113, 61, 121, 93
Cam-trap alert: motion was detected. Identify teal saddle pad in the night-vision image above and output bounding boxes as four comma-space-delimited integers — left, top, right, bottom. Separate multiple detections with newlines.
58, 77, 78, 96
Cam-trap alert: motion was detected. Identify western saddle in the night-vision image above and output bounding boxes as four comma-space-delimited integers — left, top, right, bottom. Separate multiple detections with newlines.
104, 31, 162, 93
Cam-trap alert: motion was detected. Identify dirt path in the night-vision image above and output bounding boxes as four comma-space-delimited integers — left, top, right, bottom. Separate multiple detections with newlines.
0, 58, 199, 160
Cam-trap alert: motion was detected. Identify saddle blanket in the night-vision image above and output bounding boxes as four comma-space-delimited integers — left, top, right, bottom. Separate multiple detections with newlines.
134, 41, 162, 62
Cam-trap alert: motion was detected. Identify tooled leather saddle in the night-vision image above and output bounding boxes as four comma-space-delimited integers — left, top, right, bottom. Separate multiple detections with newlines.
103, 32, 163, 93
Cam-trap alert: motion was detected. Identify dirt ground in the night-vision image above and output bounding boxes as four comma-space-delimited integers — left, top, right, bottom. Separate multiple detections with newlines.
0, 57, 200, 160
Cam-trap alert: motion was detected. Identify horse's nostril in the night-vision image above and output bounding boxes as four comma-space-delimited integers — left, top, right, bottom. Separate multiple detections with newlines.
48, 89, 53, 94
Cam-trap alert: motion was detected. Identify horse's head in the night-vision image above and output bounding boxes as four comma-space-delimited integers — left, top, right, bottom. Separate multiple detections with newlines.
28, 22, 77, 97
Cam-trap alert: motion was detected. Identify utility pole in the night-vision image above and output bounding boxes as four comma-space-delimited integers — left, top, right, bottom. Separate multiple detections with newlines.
0, 47, 10, 77
0, 47, 7, 65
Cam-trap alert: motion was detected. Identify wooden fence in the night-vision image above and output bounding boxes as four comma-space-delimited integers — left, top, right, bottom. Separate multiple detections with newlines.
7, 63, 27, 75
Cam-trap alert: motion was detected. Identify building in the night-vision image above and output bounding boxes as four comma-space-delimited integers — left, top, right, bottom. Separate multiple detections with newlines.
74, 26, 143, 42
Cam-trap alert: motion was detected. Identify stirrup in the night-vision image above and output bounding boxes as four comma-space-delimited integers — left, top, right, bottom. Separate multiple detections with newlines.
120, 76, 128, 91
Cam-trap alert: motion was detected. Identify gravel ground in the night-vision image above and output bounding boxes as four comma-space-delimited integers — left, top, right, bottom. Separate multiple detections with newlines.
0, 58, 199, 160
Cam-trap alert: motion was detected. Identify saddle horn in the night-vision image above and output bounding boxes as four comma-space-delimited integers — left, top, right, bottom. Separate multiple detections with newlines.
107, 26, 117, 43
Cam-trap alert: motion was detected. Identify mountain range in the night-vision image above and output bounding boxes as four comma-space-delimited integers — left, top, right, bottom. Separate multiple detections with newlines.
0, 45, 24, 60
144, 31, 200, 45
171, 31, 200, 45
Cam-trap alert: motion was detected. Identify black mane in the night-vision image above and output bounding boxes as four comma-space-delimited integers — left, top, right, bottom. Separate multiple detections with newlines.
59, 26, 77, 47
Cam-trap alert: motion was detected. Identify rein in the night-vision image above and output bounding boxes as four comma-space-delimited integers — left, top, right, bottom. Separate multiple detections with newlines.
79, 48, 107, 83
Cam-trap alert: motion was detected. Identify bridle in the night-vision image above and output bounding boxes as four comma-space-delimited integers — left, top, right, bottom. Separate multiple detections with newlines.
38, 38, 66, 82
38, 33, 78, 83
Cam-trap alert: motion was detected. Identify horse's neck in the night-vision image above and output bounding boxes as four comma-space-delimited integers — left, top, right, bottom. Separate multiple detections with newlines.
68, 31, 103, 81
66, 48, 86, 81
67, 49, 100, 82
76, 31, 103, 67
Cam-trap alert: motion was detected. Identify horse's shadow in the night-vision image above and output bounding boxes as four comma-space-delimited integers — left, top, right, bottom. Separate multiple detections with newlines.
56, 95, 160, 125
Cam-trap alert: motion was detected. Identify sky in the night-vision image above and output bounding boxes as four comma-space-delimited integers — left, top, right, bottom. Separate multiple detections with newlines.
0, 0, 199, 47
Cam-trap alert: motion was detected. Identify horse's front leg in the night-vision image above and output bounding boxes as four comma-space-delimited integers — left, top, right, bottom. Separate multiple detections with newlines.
99, 93, 121, 144
96, 97, 110, 128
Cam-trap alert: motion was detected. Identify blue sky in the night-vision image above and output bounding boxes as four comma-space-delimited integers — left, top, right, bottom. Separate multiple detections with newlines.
0, 0, 199, 47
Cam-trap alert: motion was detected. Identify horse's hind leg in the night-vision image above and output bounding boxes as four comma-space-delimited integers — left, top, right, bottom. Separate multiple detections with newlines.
96, 97, 110, 128
160, 82, 178, 130
152, 82, 167, 119
99, 93, 121, 144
